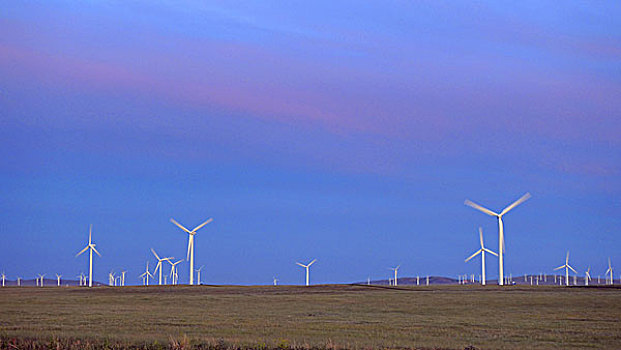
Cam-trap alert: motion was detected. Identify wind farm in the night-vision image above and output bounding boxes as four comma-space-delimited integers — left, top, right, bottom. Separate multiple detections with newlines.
2, 1, 620, 349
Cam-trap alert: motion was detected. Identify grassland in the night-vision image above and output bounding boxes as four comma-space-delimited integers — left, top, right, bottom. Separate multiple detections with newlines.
0, 284, 620, 349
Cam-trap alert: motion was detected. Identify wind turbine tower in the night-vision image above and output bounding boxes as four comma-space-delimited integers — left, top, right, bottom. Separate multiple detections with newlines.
465, 227, 498, 286
554, 251, 577, 286
75, 225, 101, 287
170, 218, 213, 285
56, 274, 62, 287
1, 272, 5, 287
296, 259, 317, 286
465, 193, 531, 286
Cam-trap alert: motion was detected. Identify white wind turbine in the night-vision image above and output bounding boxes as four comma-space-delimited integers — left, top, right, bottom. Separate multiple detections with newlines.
108, 271, 115, 286
37, 274, 45, 287
296, 259, 316, 286
465, 193, 531, 286
465, 227, 498, 286
56, 274, 62, 287
605, 258, 613, 285
16, 277, 21, 286
389, 265, 400, 286
554, 251, 577, 286
151, 248, 173, 285
1, 272, 5, 287
169, 259, 184, 285
75, 225, 101, 287
585, 267, 591, 286
170, 218, 213, 285
121, 271, 126, 286
273, 277, 278, 286
139, 261, 153, 286
196, 265, 204, 285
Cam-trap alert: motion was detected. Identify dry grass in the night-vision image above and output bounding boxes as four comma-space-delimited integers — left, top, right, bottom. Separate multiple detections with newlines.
0, 284, 620, 349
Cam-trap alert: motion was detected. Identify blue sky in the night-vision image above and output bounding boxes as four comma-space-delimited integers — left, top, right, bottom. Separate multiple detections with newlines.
0, 1, 620, 285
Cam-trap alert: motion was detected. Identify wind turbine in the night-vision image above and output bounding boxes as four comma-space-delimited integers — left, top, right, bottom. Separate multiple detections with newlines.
169, 259, 184, 285
196, 265, 204, 285
139, 262, 153, 286
151, 248, 173, 285
389, 265, 400, 286
108, 271, 115, 286
170, 218, 213, 285
273, 277, 278, 286
296, 259, 316, 286
37, 274, 45, 287
554, 251, 577, 286
56, 274, 62, 287
465, 227, 498, 286
605, 258, 613, 285
75, 224, 101, 287
465, 193, 531, 286
16, 277, 21, 286
121, 271, 126, 286
1, 272, 5, 287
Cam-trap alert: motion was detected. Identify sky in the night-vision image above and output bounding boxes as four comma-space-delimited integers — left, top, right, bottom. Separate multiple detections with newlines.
1, 1, 620, 285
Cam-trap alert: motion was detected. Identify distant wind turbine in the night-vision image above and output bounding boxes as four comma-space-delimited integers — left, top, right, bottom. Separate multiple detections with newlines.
1, 272, 5, 287
465, 193, 531, 286
296, 259, 316, 286
121, 271, 126, 286
465, 228, 498, 286
139, 262, 153, 286
151, 248, 173, 285
169, 259, 184, 285
273, 277, 278, 286
55, 274, 62, 287
37, 274, 45, 287
170, 218, 213, 285
389, 265, 400, 286
605, 258, 613, 285
196, 265, 204, 285
554, 251, 577, 286
75, 225, 101, 287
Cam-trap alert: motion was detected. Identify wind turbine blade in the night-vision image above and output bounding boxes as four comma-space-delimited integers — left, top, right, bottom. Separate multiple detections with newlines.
192, 218, 213, 233
479, 228, 484, 248
187, 235, 194, 260
568, 265, 577, 274
483, 248, 498, 257
92, 246, 102, 257
75, 246, 89, 257
296, 262, 306, 267
500, 192, 531, 216
465, 250, 481, 262
308, 259, 317, 266
89, 224, 92, 244
151, 248, 160, 260
566, 251, 570, 264
553, 265, 564, 271
170, 218, 191, 233
464, 200, 498, 217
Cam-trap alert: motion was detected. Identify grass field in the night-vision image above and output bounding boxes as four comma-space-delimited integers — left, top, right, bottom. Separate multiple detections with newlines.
1, 284, 620, 349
